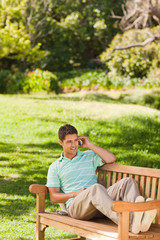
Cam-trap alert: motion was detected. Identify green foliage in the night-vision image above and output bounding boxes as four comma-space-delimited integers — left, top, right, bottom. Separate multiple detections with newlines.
58, 70, 111, 90
0, 70, 12, 93
24, 0, 124, 71
0, 69, 58, 93
100, 26, 160, 79
57, 69, 160, 91
21, 69, 57, 93
0, 0, 45, 71
0, 70, 25, 94
1, 68, 160, 94
147, 67, 160, 87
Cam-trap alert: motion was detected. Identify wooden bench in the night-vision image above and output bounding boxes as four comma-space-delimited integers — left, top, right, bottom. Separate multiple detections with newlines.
29, 163, 160, 240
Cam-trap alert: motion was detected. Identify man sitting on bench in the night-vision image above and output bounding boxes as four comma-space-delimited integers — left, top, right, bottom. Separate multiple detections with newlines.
46, 124, 157, 234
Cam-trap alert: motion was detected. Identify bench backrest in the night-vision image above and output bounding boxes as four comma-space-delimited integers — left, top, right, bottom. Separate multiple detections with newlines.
97, 163, 160, 224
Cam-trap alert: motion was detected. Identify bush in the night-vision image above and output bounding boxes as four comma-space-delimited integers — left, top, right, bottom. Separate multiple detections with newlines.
0, 70, 25, 93
0, 70, 12, 93
59, 69, 112, 91
58, 69, 159, 91
0, 69, 58, 93
21, 69, 57, 93
100, 26, 160, 79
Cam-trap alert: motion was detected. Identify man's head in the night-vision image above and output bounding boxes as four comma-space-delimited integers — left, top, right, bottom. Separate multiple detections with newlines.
58, 124, 78, 141
58, 124, 79, 159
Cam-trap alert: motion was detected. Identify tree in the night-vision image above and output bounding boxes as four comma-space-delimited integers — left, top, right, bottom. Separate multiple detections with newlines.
24, 0, 124, 71
110, 0, 160, 50
111, 0, 160, 31
0, 0, 45, 71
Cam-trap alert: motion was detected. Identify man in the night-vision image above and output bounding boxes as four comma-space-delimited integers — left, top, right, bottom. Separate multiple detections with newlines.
46, 124, 157, 234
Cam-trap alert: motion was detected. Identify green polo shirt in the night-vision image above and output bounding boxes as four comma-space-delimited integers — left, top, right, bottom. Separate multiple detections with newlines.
46, 150, 104, 208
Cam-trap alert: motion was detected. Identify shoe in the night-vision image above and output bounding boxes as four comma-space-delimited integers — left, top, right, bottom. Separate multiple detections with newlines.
140, 198, 157, 232
131, 196, 145, 234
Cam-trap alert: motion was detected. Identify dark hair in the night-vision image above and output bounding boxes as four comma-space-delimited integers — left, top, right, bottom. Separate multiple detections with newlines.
58, 124, 78, 141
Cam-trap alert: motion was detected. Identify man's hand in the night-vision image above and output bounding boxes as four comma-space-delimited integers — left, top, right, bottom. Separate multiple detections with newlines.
74, 188, 86, 197
78, 135, 91, 148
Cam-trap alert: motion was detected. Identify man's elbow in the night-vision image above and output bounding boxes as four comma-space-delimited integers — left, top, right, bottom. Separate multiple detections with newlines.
49, 194, 58, 203
109, 155, 116, 163
111, 155, 116, 163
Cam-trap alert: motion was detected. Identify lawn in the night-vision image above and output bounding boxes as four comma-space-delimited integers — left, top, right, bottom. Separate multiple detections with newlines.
0, 91, 160, 240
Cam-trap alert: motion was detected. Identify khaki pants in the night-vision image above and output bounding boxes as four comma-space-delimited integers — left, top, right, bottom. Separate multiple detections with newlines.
68, 177, 140, 227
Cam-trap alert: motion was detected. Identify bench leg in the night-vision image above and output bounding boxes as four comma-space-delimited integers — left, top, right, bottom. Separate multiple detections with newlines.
118, 211, 129, 240
36, 193, 46, 240
36, 216, 46, 240
36, 229, 45, 240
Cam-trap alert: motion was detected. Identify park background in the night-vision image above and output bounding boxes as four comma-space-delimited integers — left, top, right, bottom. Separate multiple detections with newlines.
0, 0, 160, 239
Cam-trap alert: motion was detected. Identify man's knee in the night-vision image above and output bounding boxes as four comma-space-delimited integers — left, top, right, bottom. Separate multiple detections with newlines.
123, 177, 137, 183
89, 183, 105, 193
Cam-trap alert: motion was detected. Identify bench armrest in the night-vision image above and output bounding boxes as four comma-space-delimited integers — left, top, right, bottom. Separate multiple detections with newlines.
111, 199, 160, 213
29, 184, 48, 194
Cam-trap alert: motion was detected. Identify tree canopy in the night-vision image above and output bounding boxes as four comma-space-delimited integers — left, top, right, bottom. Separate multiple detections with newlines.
0, 0, 124, 71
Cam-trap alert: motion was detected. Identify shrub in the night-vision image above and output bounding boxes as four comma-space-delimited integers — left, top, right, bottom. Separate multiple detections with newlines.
0, 70, 25, 93
0, 69, 58, 94
100, 26, 160, 79
0, 70, 12, 93
59, 69, 112, 91
21, 69, 56, 93
147, 68, 160, 88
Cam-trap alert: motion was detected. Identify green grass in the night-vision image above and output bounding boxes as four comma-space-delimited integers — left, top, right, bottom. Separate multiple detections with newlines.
0, 91, 160, 239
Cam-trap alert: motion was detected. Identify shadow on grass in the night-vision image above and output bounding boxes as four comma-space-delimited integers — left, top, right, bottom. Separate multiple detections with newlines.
0, 175, 59, 218
22, 93, 119, 103
0, 141, 62, 218
83, 115, 160, 168
22, 90, 160, 110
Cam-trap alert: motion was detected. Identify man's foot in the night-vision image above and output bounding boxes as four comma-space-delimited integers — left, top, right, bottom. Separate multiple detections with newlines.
131, 196, 145, 234
140, 198, 157, 232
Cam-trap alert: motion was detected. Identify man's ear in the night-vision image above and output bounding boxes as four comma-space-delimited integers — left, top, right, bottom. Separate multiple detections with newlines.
59, 139, 63, 146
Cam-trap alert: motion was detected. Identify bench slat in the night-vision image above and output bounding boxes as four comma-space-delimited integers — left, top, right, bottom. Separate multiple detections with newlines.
140, 176, 145, 196
123, 173, 127, 178
155, 179, 160, 223
112, 172, 117, 184
99, 164, 160, 178
103, 171, 107, 186
98, 170, 102, 185
145, 177, 151, 198
107, 171, 112, 188
134, 175, 139, 184
151, 178, 157, 200
118, 172, 122, 181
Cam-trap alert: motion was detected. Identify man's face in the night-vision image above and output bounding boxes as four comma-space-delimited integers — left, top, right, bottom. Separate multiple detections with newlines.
59, 134, 79, 157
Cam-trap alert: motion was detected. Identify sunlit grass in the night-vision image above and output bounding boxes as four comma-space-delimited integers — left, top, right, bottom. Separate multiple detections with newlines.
0, 92, 160, 239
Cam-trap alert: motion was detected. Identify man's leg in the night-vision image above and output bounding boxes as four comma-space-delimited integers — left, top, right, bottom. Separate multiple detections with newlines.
107, 178, 157, 233
106, 177, 140, 202
68, 183, 118, 223
106, 177, 144, 233
68, 178, 143, 228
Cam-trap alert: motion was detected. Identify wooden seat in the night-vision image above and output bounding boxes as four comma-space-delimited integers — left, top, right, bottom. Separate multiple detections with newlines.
29, 163, 160, 240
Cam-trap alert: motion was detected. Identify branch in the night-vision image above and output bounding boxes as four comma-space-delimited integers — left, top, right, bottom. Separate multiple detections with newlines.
114, 35, 160, 50
110, 10, 122, 19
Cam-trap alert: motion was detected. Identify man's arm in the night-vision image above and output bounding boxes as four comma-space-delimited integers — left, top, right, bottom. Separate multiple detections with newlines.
48, 187, 86, 203
78, 135, 116, 164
